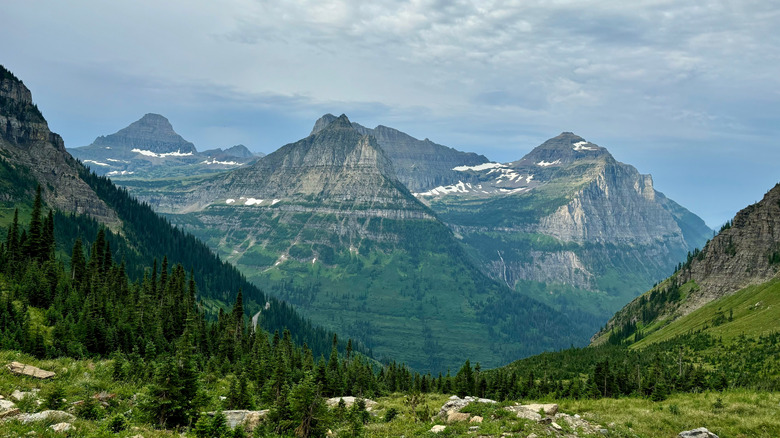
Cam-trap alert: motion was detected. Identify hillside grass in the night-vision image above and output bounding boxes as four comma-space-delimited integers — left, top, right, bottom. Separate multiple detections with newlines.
559, 389, 780, 438
633, 278, 780, 349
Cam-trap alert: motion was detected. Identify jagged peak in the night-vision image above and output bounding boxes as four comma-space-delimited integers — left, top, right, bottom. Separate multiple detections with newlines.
310, 113, 340, 136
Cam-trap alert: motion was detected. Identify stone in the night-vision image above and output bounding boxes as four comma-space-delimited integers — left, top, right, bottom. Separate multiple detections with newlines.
437, 396, 496, 418
325, 396, 377, 411
504, 406, 542, 422
447, 411, 471, 423
679, 428, 719, 438
527, 435, 538, 438
49, 422, 73, 433
206, 410, 269, 431
6, 362, 56, 379
469, 426, 479, 432
521, 403, 558, 416
0, 399, 20, 419
17, 410, 75, 423
470, 415, 483, 423
430, 425, 447, 433
551, 421, 563, 431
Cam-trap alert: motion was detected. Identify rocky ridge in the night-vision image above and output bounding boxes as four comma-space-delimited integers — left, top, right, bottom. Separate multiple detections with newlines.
311, 113, 489, 192
596, 183, 780, 339
0, 65, 119, 225
423, 133, 711, 318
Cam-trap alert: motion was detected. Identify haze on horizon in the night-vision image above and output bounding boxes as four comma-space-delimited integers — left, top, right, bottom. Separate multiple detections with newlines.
2, 0, 779, 228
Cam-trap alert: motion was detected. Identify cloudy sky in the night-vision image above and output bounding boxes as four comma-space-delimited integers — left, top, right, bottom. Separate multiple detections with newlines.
3, 0, 779, 228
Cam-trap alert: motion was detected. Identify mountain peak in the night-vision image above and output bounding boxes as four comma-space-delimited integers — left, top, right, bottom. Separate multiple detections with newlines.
516, 132, 608, 167
86, 113, 196, 154
310, 113, 340, 136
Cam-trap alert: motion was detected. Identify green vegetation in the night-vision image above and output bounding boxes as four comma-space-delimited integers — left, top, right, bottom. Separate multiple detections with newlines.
168, 205, 593, 372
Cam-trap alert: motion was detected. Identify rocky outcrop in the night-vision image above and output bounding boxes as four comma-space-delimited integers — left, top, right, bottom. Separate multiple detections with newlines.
204, 410, 268, 431
436, 395, 497, 418
0, 65, 119, 226
7, 361, 55, 379
679, 427, 719, 438
325, 397, 378, 410
598, 183, 780, 341
311, 113, 489, 192
676, 184, 780, 315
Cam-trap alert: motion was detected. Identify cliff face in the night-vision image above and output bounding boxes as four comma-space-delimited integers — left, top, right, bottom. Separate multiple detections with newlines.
0, 66, 118, 225
424, 133, 711, 319
677, 185, 780, 313
311, 114, 489, 192
593, 183, 780, 345
153, 115, 589, 372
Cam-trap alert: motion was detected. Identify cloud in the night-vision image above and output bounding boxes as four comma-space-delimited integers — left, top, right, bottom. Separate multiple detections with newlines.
1, 0, 779, 227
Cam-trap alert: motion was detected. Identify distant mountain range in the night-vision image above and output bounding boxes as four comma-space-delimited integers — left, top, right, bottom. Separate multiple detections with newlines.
0, 64, 341, 358
68, 113, 262, 178
87, 111, 711, 371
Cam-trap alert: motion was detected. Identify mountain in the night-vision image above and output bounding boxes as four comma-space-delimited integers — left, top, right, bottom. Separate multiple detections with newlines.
0, 64, 344, 357
418, 132, 712, 321
593, 182, 780, 346
0, 68, 118, 225
156, 115, 591, 371
69, 114, 257, 178
311, 113, 489, 192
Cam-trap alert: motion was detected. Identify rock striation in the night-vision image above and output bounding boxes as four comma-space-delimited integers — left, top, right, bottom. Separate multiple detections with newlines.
311, 113, 489, 192
0, 65, 118, 225
422, 132, 711, 320
597, 183, 780, 340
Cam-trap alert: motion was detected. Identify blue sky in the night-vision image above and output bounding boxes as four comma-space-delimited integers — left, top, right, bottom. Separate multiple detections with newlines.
2, 0, 779, 228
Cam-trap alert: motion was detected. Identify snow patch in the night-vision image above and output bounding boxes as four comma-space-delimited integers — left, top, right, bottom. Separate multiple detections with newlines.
106, 170, 134, 176
499, 187, 529, 194
202, 158, 241, 166
526, 175, 534, 183
414, 181, 472, 197
83, 160, 110, 167
573, 141, 597, 151
131, 148, 194, 158
244, 198, 263, 206
271, 199, 281, 205
453, 162, 505, 172
106, 158, 127, 163
536, 160, 561, 167
225, 199, 236, 204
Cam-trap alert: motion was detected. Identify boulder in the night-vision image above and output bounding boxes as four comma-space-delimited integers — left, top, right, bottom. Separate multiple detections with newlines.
430, 425, 446, 433
17, 410, 75, 423
6, 362, 55, 379
49, 422, 73, 433
504, 405, 542, 422
446, 411, 471, 422
679, 428, 719, 438
436, 396, 496, 417
325, 396, 377, 411
470, 415, 483, 423
206, 410, 269, 431
521, 403, 558, 416
0, 399, 20, 419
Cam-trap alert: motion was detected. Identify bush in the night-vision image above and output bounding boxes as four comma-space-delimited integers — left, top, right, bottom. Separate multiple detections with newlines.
43, 384, 66, 410
75, 397, 104, 420
107, 413, 128, 432
384, 407, 399, 422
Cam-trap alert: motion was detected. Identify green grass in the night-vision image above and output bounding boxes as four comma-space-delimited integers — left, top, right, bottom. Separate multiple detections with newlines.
559, 389, 780, 438
633, 278, 780, 349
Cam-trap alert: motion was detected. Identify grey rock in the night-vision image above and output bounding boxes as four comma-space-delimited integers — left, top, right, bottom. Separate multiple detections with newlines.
679, 427, 719, 438
430, 425, 446, 433
17, 410, 75, 423
205, 410, 268, 431
49, 422, 73, 433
